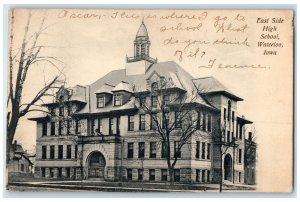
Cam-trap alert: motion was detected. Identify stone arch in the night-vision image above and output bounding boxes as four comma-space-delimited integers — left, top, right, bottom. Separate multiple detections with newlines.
224, 153, 233, 181
82, 144, 110, 179
86, 151, 106, 178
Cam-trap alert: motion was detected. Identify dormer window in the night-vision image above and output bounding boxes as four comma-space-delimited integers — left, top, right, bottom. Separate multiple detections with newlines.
151, 82, 158, 91
97, 96, 105, 108
114, 94, 122, 106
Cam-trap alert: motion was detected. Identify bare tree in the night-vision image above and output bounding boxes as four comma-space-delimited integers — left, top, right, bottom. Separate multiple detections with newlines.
134, 78, 200, 184
6, 9, 65, 165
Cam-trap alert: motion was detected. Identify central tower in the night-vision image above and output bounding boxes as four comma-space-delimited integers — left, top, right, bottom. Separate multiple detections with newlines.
125, 21, 157, 75
134, 21, 151, 58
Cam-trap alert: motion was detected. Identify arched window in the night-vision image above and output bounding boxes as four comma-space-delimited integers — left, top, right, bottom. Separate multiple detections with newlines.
151, 82, 158, 91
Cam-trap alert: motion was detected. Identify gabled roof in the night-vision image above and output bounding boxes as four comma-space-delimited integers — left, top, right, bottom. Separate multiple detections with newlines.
192, 77, 243, 101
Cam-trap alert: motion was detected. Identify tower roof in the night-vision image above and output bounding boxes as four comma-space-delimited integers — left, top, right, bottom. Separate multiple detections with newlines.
136, 21, 148, 38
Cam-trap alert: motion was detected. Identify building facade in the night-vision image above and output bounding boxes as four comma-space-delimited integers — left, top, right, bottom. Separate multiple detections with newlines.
30, 22, 254, 184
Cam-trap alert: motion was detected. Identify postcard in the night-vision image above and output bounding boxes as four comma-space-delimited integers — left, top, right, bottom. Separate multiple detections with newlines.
6, 9, 294, 193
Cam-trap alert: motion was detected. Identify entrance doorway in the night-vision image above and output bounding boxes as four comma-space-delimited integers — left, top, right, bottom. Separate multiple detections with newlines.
88, 152, 106, 178
224, 154, 233, 181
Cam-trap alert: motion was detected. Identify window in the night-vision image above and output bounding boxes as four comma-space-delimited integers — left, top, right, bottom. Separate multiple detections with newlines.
140, 96, 146, 107
97, 96, 105, 108
207, 143, 211, 160
128, 115, 134, 131
232, 111, 235, 122
149, 169, 155, 181
196, 141, 200, 159
139, 114, 145, 130
224, 108, 227, 120
75, 120, 80, 134
138, 142, 145, 158
207, 114, 212, 132
91, 118, 95, 134
58, 121, 63, 135
151, 96, 158, 108
42, 146, 47, 159
163, 94, 170, 105
127, 169, 132, 181
207, 170, 210, 182
175, 112, 182, 128
202, 113, 206, 131
228, 100, 231, 121
58, 168, 62, 178
42, 122, 47, 136
41, 168, 46, 177
196, 169, 200, 182
50, 145, 55, 159
238, 172, 241, 183
75, 145, 78, 159
59, 106, 64, 116
238, 149, 242, 163
97, 118, 103, 133
58, 145, 63, 159
138, 169, 143, 181
116, 117, 120, 135
21, 164, 24, 172
109, 117, 114, 135
67, 105, 71, 116
66, 168, 71, 178
202, 170, 206, 182
66, 120, 71, 135
161, 142, 167, 158
174, 169, 180, 182
67, 145, 72, 159
197, 111, 201, 129
50, 108, 55, 116
151, 82, 158, 91
150, 142, 157, 158
114, 94, 122, 106
162, 112, 169, 129
227, 131, 230, 143
51, 122, 55, 135
174, 141, 181, 158
150, 113, 157, 130
49, 168, 54, 178
161, 169, 168, 181
127, 143, 134, 158
201, 142, 206, 159
239, 124, 243, 139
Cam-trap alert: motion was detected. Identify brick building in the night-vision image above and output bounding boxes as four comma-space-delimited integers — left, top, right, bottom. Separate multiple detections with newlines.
29, 22, 254, 184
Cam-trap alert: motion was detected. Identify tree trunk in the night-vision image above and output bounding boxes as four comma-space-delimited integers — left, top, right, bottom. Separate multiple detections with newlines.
6, 113, 19, 165
168, 167, 174, 185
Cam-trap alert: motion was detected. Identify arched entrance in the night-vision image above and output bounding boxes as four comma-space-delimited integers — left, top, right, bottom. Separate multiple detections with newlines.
87, 151, 106, 178
224, 154, 233, 181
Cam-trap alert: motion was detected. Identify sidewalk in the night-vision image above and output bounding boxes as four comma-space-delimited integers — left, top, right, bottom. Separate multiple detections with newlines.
7, 180, 256, 192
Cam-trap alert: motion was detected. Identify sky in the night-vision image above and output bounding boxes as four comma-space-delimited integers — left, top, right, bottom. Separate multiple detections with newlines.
8, 9, 293, 191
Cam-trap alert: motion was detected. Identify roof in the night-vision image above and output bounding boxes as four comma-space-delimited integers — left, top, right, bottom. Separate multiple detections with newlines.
112, 81, 133, 93
76, 61, 216, 114
95, 83, 115, 94
192, 77, 243, 101
136, 21, 148, 38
